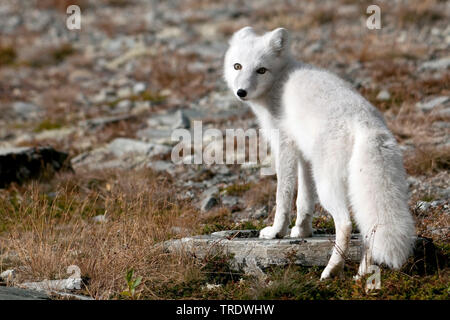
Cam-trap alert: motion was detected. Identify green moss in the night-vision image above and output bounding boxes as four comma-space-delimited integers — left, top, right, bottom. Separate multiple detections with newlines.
52, 44, 76, 63
0, 46, 16, 66
34, 120, 63, 132
312, 216, 335, 234
221, 183, 252, 196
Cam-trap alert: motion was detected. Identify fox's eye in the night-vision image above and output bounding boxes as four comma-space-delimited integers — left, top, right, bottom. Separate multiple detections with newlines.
256, 67, 267, 74
234, 63, 242, 70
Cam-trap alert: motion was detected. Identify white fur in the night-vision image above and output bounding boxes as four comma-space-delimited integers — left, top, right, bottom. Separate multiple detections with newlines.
224, 27, 416, 279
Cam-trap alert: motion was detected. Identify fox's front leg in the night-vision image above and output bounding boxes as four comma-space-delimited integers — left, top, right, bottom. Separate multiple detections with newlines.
260, 136, 298, 239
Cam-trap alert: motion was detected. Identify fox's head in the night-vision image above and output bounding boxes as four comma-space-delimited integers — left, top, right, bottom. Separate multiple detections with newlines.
224, 27, 291, 102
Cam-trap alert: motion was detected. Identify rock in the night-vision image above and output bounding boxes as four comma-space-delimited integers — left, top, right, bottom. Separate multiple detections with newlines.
221, 195, 239, 207
92, 215, 107, 223
12, 101, 41, 119
199, 186, 219, 212
147, 110, 191, 129
304, 41, 323, 55
416, 201, 431, 212
164, 230, 362, 272
107, 138, 171, 157
147, 160, 175, 172
117, 86, 132, 99
419, 56, 450, 71
136, 128, 174, 144
92, 88, 116, 104
0, 287, 49, 300
201, 195, 218, 212
437, 108, 450, 117
252, 206, 269, 219
172, 110, 191, 129
0, 147, 68, 188
163, 230, 426, 274
79, 114, 135, 130
416, 96, 449, 112
376, 90, 391, 101
19, 277, 82, 292
113, 99, 134, 113
71, 138, 171, 171
68, 69, 93, 83
133, 82, 147, 94
0, 269, 16, 282
432, 121, 450, 129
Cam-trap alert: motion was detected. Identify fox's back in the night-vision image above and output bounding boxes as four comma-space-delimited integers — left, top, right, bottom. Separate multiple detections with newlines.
281, 67, 389, 160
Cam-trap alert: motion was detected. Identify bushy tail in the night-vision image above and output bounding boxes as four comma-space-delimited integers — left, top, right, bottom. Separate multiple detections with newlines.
349, 129, 416, 269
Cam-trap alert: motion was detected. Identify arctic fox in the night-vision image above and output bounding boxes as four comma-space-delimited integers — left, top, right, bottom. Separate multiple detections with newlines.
224, 27, 416, 279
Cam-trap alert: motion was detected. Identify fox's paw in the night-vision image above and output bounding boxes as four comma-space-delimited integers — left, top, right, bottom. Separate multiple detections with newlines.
320, 264, 343, 280
290, 225, 313, 238
259, 226, 286, 239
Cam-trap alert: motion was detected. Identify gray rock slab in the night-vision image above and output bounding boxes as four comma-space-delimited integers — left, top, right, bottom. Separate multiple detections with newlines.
163, 230, 425, 275
163, 230, 363, 273
107, 138, 171, 157
0, 286, 49, 300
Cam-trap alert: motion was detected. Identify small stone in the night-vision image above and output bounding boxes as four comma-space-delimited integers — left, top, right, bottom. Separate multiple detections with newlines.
419, 56, 450, 71
304, 42, 323, 55
416, 96, 449, 112
92, 215, 107, 223
376, 90, 391, 101
12, 101, 41, 119
92, 88, 116, 104
133, 82, 147, 94
107, 138, 171, 157
115, 99, 133, 113
172, 110, 191, 129
201, 195, 218, 212
69, 69, 92, 83
147, 110, 191, 129
147, 160, 174, 172
432, 121, 450, 129
221, 196, 239, 207
117, 87, 132, 99
252, 206, 269, 219
416, 201, 431, 212
0, 269, 16, 282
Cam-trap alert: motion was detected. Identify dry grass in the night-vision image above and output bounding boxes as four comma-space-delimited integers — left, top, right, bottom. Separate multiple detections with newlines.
404, 146, 450, 176
0, 169, 204, 299
243, 177, 276, 210
394, 0, 447, 28
149, 53, 212, 101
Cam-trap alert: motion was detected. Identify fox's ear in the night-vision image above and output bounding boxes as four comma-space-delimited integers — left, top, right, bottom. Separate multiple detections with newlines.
268, 28, 289, 54
229, 26, 255, 44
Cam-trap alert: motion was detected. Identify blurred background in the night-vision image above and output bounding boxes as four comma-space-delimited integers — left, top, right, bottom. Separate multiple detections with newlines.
0, 0, 448, 299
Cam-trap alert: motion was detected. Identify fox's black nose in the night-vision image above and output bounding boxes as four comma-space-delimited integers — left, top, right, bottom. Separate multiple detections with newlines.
237, 89, 247, 98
